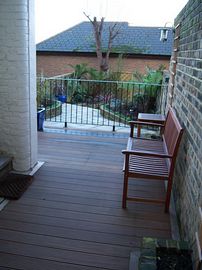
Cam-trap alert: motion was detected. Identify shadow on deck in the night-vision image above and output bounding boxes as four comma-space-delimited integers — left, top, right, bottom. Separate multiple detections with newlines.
0, 130, 171, 270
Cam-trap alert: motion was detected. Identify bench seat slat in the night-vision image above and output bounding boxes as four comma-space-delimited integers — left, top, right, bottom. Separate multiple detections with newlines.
129, 155, 169, 178
130, 138, 166, 154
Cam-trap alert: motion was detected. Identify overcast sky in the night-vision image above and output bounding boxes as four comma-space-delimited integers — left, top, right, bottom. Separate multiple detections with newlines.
35, 0, 188, 43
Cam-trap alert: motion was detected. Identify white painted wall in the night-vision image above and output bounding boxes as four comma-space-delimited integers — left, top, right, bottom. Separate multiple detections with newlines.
0, 0, 37, 172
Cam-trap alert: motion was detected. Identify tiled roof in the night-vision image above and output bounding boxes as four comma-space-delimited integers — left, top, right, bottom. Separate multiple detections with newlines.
36, 22, 173, 56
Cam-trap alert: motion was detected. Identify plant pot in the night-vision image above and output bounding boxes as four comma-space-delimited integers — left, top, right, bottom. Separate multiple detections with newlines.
58, 95, 67, 103
37, 108, 45, 131
137, 238, 193, 270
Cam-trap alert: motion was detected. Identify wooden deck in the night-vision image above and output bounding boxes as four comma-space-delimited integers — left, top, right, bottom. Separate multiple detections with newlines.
0, 131, 171, 270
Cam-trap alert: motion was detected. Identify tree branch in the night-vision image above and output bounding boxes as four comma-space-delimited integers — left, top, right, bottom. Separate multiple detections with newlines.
83, 13, 122, 72
83, 12, 93, 23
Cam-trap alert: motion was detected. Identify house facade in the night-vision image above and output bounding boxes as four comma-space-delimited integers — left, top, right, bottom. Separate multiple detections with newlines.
36, 22, 173, 77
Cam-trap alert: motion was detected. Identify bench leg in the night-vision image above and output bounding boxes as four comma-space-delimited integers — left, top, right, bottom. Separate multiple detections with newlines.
165, 177, 173, 213
122, 172, 129, 209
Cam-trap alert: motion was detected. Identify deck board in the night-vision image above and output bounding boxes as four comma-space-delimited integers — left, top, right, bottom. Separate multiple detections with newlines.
0, 131, 171, 270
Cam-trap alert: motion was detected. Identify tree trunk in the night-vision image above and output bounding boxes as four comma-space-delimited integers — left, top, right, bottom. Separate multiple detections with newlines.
84, 13, 120, 72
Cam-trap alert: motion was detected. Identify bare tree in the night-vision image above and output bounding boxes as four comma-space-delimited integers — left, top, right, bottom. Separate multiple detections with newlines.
84, 13, 120, 72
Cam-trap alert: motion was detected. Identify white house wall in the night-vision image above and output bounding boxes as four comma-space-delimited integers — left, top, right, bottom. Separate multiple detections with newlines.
0, 0, 37, 172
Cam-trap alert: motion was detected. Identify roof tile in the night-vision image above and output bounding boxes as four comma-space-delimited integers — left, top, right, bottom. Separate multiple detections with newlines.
36, 21, 173, 56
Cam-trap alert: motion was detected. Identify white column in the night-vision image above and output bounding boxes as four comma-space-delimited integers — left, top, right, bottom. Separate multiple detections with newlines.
0, 0, 38, 173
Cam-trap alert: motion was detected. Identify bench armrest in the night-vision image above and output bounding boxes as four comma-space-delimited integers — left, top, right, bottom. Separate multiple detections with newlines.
122, 149, 172, 159
129, 121, 165, 127
129, 121, 165, 137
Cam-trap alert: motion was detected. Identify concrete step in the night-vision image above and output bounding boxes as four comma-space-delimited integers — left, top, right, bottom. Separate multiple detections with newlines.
0, 156, 12, 180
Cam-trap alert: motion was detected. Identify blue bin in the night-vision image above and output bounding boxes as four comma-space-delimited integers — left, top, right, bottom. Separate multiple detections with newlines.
37, 108, 45, 131
58, 95, 67, 103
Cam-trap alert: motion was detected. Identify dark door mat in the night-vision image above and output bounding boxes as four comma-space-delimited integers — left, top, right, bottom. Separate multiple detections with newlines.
0, 173, 33, 199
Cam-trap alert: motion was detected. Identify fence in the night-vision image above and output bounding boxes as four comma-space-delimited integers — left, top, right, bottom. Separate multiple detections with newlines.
37, 78, 166, 130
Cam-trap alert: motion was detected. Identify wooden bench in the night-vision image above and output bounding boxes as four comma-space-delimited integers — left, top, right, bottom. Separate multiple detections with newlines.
122, 108, 183, 212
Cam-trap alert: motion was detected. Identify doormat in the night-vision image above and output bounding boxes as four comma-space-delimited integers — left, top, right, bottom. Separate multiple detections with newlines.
0, 173, 33, 199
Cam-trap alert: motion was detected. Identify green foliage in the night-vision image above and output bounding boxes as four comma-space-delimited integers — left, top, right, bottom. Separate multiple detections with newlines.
72, 47, 82, 52
129, 65, 165, 113
69, 84, 89, 103
90, 43, 146, 54
67, 63, 164, 113
133, 65, 165, 84
37, 78, 53, 108
69, 63, 91, 79
67, 64, 121, 104
69, 63, 124, 81
88, 69, 107, 81
111, 45, 146, 54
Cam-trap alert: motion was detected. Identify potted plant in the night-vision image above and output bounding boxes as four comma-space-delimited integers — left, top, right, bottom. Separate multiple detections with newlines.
36, 77, 47, 131
137, 237, 193, 270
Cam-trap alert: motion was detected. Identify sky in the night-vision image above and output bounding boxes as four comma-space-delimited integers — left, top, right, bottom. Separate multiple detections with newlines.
35, 0, 188, 43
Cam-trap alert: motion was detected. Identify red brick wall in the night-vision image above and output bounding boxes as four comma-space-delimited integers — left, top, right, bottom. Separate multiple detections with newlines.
36, 54, 170, 77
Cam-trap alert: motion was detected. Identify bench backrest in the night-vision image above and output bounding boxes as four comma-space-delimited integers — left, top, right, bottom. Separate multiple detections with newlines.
163, 108, 183, 157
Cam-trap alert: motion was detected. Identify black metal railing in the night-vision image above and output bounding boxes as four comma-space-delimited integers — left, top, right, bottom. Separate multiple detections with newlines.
37, 77, 165, 130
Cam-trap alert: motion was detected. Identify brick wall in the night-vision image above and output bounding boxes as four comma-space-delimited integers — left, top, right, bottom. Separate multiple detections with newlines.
0, 0, 37, 172
166, 0, 202, 262
36, 54, 170, 77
